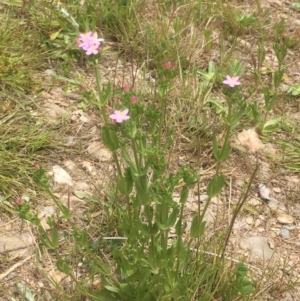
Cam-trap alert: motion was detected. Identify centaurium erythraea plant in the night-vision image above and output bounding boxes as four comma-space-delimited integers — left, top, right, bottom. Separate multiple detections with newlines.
76, 31, 104, 56
223, 75, 241, 87
109, 109, 130, 123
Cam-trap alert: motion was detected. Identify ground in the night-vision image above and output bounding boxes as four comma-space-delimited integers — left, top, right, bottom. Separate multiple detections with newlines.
1, 0, 300, 300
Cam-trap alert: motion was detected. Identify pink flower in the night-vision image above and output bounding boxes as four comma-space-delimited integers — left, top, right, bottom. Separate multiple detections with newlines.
164, 61, 172, 69
109, 108, 130, 123
78, 31, 93, 49
77, 32, 104, 55
16, 198, 23, 205
124, 84, 130, 92
130, 96, 138, 104
80, 85, 87, 91
85, 43, 100, 55
90, 32, 104, 45
34, 164, 40, 169
223, 75, 241, 87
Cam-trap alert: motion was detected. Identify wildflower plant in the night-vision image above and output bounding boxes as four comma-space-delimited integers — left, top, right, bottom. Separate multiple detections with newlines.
17, 29, 253, 300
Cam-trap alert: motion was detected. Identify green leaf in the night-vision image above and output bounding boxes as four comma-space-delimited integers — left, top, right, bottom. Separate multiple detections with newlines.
50, 29, 62, 40
236, 262, 248, 277
212, 135, 221, 161
229, 104, 246, 127
122, 150, 138, 175
50, 227, 59, 249
167, 207, 179, 228
190, 215, 206, 238
100, 82, 112, 106
56, 260, 72, 275
262, 117, 280, 133
220, 140, 230, 161
135, 174, 150, 204
117, 168, 133, 195
237, 279, 252, 295
266, 92, 278, 111
180, 186, 188, 204
102, 126, 119, 151
101, 276, 121, 294
207, 174, 225, 197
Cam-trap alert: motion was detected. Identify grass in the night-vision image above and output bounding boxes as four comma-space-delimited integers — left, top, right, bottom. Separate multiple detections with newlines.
1, 0, 300, 300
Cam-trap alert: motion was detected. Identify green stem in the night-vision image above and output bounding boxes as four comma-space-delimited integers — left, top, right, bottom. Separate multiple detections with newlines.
176, 202, 185, 274
131, 138, 141, 173
112, 151, 122, 177
94, 60, 108, 124
158, 87, 167, 149
221, 162, 260, 260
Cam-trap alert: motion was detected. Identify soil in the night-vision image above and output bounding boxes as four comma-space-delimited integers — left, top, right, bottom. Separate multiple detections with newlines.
1, 0, 300, 300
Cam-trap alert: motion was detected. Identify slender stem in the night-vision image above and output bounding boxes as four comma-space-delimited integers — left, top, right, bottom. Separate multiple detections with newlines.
158, 87, 167, 149
94, 60, 108, 124
131, 138, 141, 173
176, 202, 184, 274
112, 152, 122, 177
221, 162, 260, 260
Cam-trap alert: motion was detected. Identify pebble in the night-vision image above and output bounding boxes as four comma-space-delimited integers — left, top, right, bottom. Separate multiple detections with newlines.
273, 187, 281, 193
276, 212, 294, 224
280, 228, 290, 239
0, 233, 34, 253
240, 236, 274, 259
246, 216, 254, 225
248, 198, 261, 206
257, 227, 265, 233
268, 198, 286, 212
282, 225, 296, 230
200, 194, 209, 202
241, 224, 249, 231
255, 219, 262, 227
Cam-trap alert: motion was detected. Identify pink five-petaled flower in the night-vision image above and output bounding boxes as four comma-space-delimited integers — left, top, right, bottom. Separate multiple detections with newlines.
78, 31, 93, 49
123, 83, 130, 92
90, 32, 104, 45
85, 43, 100, 55
164, 61, 172, 69
130, 96, 138, 104
77, 31, 104, 55
109, 108, 130, 123
223, 75, 241, 88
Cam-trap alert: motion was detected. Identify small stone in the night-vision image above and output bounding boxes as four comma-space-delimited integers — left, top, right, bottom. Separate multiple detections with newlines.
44, 69, 56, 76
48, 269, 67, 284
276, 212, 294, 224
248, 198, 261, 206
254, 219, 262, 227
38, 206, 56, 219
87, 142, 112, 162
280, 228, 290, 239
235, 179, 245, 188
40, 219, 51, 231
273, 187, 281, 193
65, 136, 75, 146
200, 194, 209, 202
268, 198, 286, 212
289, 255, 299, 263
257, 227, 265, 233
240, 236, 274, 259
210, 197, 223, 205
0, 233, 34, 253
52, 165, 73, 186
241, 223, 249, 231
283, 225, 296, 230
75, 181, 90, 191
268, 240, 275, 249
246, 216, 254, 225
